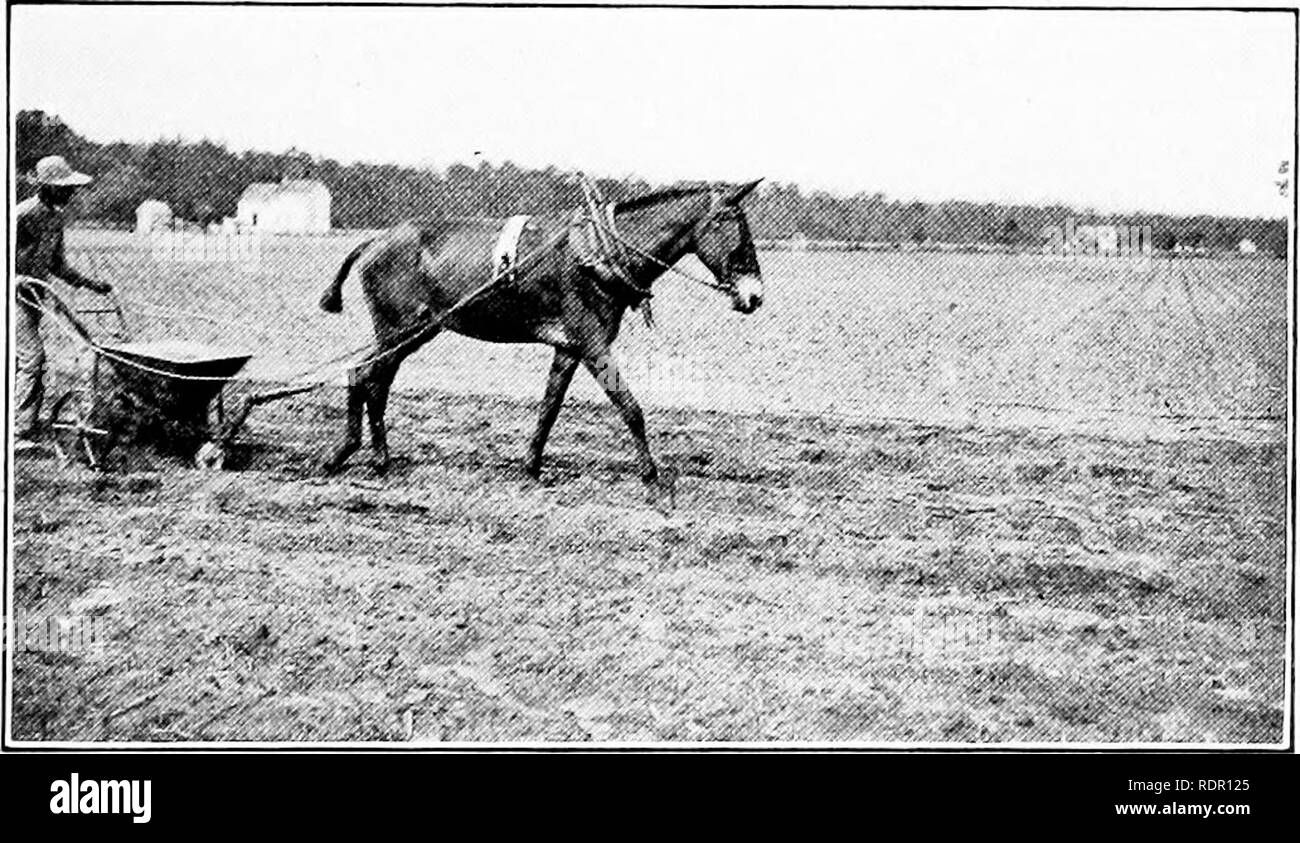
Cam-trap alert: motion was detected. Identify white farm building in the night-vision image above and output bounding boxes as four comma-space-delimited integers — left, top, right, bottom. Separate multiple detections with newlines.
235, 179, 331, 233
135, 200, 173, 234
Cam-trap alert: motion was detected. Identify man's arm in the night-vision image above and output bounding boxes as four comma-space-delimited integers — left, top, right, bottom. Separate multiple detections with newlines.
50, 230, 111, 294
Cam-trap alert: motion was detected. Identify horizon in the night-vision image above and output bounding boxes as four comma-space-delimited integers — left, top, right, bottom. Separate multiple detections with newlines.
11, 5, 1297, 219
15, 111, 1292, 224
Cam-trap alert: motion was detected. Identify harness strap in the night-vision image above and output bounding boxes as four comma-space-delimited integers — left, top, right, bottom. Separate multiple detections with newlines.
572, 174, 654, 305
603, 184, 736, 297
559, 175, 742, 315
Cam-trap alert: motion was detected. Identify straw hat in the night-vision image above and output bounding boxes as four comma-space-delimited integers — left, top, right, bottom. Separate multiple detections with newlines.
33, 155, 92, 187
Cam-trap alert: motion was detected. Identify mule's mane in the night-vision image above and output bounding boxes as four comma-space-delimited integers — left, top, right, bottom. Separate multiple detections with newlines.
613, 183, 717, 215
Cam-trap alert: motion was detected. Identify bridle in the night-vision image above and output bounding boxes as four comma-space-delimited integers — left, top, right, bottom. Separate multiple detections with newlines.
601, 190, 750, 299
703, 203, 760, 280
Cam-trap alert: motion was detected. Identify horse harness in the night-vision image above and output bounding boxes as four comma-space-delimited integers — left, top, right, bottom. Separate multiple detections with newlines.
569, 177, 656, 309
486, 176, 738, 328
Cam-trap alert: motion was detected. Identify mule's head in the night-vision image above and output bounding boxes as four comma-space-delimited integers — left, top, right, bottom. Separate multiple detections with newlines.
691, 179, 765, 314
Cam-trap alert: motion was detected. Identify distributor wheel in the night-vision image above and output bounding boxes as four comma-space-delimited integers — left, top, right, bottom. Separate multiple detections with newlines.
49, 388, 117, 468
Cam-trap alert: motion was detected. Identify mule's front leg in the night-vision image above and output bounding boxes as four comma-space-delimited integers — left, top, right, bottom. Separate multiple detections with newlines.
525, 350, 580, 479
583, 350, 674, 507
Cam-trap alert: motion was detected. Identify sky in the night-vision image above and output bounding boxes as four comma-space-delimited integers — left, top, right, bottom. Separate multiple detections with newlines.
10, 5, 1296, 217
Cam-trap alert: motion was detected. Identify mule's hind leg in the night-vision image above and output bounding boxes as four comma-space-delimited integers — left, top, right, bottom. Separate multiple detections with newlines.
362, 322, 440, 474
320, 366, 367, 474
363, 358, 401, 473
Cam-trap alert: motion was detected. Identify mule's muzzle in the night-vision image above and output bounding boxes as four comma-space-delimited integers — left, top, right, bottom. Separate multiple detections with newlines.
732, 274, 764, 314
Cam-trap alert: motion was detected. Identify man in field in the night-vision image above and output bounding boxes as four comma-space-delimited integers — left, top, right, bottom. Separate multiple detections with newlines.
13, 155, 113, 451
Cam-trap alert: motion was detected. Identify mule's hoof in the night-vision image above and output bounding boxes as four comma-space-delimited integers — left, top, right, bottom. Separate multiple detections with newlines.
646, 470, 677, 513
660, 465, 679, 491
648, 487, 675, 514
194, 441, 226, 471
519, 470, 547, 495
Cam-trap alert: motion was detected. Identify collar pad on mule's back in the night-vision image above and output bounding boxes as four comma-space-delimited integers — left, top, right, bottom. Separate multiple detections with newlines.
491, 215, 533, 282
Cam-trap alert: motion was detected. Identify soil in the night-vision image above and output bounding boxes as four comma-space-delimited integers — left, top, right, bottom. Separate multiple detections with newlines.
10, 382, 1287, 743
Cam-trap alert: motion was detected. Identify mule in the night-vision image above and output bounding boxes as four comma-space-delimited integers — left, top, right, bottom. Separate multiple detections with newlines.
316, 180, 764, 501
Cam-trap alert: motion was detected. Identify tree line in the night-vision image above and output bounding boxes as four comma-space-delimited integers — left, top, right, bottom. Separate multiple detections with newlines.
16, 109, 1287, 256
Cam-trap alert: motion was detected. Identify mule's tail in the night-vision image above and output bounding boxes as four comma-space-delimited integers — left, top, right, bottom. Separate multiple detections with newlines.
319, 238, 373, 313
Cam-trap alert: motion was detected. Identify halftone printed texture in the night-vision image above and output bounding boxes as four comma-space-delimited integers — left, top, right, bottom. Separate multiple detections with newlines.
10, 194, 1288, 743
57, 230, 1286, 435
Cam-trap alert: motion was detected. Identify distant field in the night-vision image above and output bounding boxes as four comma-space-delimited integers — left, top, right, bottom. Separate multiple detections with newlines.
60, 229, 1287, 440
9, 227, 1288, 744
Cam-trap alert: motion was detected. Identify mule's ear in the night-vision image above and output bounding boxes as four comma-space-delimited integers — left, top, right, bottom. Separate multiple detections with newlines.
726, 178, 764, 205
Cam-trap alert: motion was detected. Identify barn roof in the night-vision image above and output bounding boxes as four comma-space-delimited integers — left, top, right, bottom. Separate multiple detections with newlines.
239, 179, 329, 202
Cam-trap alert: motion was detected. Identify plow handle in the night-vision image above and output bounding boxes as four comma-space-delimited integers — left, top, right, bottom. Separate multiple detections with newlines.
72, 292, 131, 340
